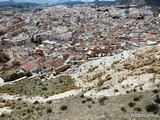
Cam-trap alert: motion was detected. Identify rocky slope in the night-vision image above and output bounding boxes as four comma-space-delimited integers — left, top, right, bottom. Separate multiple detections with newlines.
71, 45, 160, 98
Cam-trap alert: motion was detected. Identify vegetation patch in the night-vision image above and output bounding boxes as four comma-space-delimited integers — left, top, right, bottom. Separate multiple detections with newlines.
128, 102, 136, 108
87, 66, 98, 73
88, 72, 104, 82
97, 80, 105, 87
145, 103, 159, 113
152, 89, 159, 94
0, 75, 77, 97
121, 107, 126, 112
134, 107, 142, 112
98, 96, 108, 105
60, 105, 68, 111
133, 96, 141, 102
154, 97, 160, 104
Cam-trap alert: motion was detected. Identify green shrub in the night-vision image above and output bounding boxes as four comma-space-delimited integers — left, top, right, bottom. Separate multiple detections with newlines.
128, 102, 136, 107
1, 113, 5, 117
98, 96, 108, 105
33, 101, 39, 104
88, 105, 91, 108
121, 107, 126, 112
133, 97, 141, 102
46, 100, 52, 104
59, 79, 63, 83
97, 80, 104, 87
140, 87, 143, 90
154, 97, 160, 104
81, 100, 86, 104
42, 87, 48, 91
133, 89, 137, 92
126, 91, 130, 94
87, 66, 98, 73
152, 89, 159, 94
106, 75, 112, 81
146, 104, 159, 113
86, 97, 92, 102
114, 89, 119, 93
80, 94, 84, 98
60, 105, 68, 111
46, 108, 52, 113
134, 107, 142, 112
88, 72, 103, 82
17, 98, 22, 101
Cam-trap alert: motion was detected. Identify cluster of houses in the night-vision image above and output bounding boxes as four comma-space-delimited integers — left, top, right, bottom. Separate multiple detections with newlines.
0, 5, 160, 83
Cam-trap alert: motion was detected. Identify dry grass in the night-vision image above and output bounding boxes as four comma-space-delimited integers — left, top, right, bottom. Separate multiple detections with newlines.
87, 66, 98, 73
87, 72, 104, 82
0, 75, 77, 97
97, 80, 105, 87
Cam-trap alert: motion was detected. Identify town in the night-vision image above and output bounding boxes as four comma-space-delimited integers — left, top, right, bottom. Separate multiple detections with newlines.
0, 0, 160, 119
0, 4, 159, 84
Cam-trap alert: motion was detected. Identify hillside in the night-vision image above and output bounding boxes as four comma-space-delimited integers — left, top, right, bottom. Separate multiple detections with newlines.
0, 45, 160, 119
71, 45, 160, 98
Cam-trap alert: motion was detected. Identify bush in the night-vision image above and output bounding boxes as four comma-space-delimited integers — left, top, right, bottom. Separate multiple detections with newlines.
87, 66, 98, 73
154, 97, 160, 104
133, 89, 137, 92
97, 80, 104, 87
80, 94, 84, 98
38, 83, 43, 86
46, 108, 52, 113
86, 97, 92, 102
98, 96, 108, 105
126, 91, 130, 94
88, 72, 103, 82
121, 107, 126, 112
128, 102, 136, 107
81, 100, 86, 104
42, 87, 48, 91
16, 106, 21, 109
134, 107, 142, 112
17, 98, 22, 101
59, 79, 63, 83
133, 97, 141, 102
27, 108, 31, 113
46, 100, 52, 104
146, 104, 159, 113
114, 89, 119, 93
60, 105, 68, 111
106, 75, 112, 81
88, 105, 91, 108
1, 114, 5, 117
33, 101, 39, 104
152, 89, 159, 94
22, 112, 26, 116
